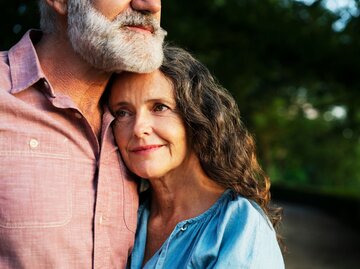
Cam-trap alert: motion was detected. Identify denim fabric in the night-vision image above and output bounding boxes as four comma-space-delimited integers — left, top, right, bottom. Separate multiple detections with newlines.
128, 190, 284, 269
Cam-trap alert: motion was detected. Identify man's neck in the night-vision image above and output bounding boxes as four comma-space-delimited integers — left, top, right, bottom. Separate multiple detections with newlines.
35, 32, 112, 137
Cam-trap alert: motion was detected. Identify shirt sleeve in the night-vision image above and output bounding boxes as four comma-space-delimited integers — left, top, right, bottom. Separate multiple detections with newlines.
250, 215, 285, 269
212, 198, 285, 269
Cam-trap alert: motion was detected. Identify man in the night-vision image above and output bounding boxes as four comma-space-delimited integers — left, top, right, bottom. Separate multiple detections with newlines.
0, 0, 166, 268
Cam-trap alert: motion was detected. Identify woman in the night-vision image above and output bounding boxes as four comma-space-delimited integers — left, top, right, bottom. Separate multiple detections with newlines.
109, 45, 284, 268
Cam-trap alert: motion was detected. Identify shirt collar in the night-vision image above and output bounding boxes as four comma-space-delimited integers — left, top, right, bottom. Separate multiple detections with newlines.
8, 29, 54, 97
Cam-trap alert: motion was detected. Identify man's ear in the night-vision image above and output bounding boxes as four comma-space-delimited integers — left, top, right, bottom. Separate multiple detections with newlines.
45, 0, 68, 15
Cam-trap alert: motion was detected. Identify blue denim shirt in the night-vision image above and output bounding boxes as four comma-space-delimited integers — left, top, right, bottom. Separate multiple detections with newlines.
128, 190, 284, 269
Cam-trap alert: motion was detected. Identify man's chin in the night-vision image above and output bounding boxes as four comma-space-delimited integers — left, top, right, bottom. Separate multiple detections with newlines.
72, 35, 164, 73
112, 51, 164, 74
120, 60, 163, 74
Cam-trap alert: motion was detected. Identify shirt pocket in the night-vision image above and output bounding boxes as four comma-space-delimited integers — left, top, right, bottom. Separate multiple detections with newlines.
0, 132, 72, 228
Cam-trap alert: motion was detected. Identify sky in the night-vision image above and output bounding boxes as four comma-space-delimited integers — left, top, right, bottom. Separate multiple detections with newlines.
297, 0, 359, 30
298, 0, 356, 10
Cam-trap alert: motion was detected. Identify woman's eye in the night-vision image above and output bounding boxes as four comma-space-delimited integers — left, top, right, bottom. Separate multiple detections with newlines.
115, 109, 130, 118
153, 104, 169, 112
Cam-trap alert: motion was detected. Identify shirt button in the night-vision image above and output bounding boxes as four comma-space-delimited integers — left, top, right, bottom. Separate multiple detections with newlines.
180, 224, 188, 231
29, 138, 39, 149
74, 112, 82, 119
43, 80, 50, 89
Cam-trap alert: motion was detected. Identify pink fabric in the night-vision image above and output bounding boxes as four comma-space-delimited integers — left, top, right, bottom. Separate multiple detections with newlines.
0, 30, 138, 268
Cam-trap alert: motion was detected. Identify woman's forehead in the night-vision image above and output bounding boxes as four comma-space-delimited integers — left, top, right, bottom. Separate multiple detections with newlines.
111, 70, 174, 101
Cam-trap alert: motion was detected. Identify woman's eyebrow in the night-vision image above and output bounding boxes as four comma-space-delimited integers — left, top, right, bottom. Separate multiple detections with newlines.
145, 97, 175, 104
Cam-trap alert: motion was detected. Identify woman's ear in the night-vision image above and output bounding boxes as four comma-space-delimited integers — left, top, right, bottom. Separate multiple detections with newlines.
45, 0, 68, 15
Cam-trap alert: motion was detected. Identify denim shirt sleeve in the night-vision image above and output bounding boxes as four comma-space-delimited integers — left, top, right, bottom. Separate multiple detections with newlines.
211, 212, 284, 269
189, 196, 284, 269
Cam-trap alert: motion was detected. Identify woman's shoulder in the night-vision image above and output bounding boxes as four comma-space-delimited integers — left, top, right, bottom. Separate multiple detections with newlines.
218, 192, 280, 250
219, 191, 273, 231
208, 191, 284, 268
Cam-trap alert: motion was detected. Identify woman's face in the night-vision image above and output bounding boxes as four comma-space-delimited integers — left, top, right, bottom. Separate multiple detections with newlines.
109, 70, 190, 179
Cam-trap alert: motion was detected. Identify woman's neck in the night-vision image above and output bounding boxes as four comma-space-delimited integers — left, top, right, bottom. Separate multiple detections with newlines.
147, 154, 225, 225
143, 157, 225, 265
149, 177, 224, 223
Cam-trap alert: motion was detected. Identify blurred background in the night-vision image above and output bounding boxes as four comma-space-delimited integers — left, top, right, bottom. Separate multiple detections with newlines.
1, 0, 359, 268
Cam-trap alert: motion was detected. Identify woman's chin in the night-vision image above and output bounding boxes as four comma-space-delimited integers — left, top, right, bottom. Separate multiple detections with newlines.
132, 169, 164, 180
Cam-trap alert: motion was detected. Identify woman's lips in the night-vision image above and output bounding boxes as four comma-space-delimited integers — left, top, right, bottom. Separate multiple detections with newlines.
130, 145, 163, 154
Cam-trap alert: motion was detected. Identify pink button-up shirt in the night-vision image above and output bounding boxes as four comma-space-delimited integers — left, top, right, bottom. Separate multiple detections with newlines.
0, 30, 138, 269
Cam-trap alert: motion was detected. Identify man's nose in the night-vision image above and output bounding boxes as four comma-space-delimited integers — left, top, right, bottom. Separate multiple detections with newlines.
131, 0, 161, 15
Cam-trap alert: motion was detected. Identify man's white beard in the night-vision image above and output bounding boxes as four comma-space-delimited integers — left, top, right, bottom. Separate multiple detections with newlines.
67, 1, 167, 73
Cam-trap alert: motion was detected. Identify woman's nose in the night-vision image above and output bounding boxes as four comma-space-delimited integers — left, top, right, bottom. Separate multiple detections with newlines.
133, 113, 152, 138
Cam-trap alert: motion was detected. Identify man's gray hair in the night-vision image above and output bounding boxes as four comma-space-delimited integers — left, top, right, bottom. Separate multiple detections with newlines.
38, 0, 58, 33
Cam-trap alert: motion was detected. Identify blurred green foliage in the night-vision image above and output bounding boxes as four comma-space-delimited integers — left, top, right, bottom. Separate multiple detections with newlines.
1, 0, 359, 196
161, 0, 360, 196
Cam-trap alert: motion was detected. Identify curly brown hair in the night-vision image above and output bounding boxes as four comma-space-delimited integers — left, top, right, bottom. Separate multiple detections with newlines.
159, 44, 283, 235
